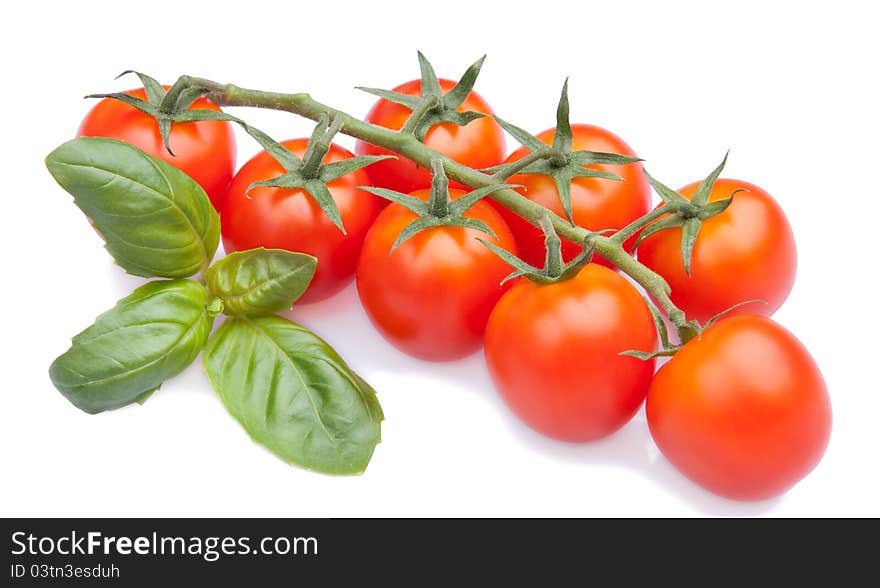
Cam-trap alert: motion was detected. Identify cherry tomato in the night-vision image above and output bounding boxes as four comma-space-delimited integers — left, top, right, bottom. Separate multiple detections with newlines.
494, 124, 650, 268
647, 315, 831, 501
636, 178, 796, 323
357, 189, 516, 361
485, 264, 657, 441
77, 87, 236, 209
221, 139, 382, 304
355, 79, 505, 194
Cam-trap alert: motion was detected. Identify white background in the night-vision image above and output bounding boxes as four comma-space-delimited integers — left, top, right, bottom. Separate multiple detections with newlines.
2, 0, 877, 517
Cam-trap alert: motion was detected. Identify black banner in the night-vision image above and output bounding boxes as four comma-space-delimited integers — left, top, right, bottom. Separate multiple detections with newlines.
1, 518, 872, 584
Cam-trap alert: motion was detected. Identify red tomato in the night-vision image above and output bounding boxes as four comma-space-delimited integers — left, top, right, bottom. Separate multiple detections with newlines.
356, 189, 516, 361
647, 315, 831, 501
77, 87, 236, 209
636, 178, 796, 323
356, 79, 505, 194
485, 264, 657, 441
221, 139, 382, 304
495, 124, 651, 268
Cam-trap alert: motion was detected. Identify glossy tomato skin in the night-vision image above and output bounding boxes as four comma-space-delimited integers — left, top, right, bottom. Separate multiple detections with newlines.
77, 88, 236, 210
637, 179, 796, 323
222, 139, 382, 304
485, 264, 657, 441
357, 189, 517, 361
356, 79, 505, 194
496, 124, 650, 268
647, 315, 831, 501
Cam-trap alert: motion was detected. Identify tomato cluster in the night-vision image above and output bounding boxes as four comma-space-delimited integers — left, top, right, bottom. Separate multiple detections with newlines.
77, 59, 830, 503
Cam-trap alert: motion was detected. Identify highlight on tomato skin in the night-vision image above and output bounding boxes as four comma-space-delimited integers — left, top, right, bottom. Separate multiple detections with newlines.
492, 124, 651, 269
636, 178, 797, 324
356, 189, 517, 362
356, 79, 506, 195
77, 87, 237, 210
646, 314, 832, 501
484, 263, 658, 442
221, 139, 383, 304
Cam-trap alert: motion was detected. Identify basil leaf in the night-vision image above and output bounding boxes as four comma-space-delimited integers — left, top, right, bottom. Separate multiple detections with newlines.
49, 279, 213, 414
203, 316, 383, 475
45, 137, 220, 278
204, 248, 317, 316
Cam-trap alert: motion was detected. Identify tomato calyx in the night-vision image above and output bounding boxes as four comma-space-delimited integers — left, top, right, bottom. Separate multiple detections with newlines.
360, 159, 514, 251
238, 114, 394, 234
357, 52, 488, 141
484, 80, 642, 223
87, 71, 241, 156
482, 211, 609, 285
622, 298, 769, 360
632, 152, 742, 275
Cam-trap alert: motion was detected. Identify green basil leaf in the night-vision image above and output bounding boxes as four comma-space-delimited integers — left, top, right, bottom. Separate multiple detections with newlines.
204, 248, 317, 316
203, 316, 383, 475
49, 279, 213, 414
45, 137, 220, 278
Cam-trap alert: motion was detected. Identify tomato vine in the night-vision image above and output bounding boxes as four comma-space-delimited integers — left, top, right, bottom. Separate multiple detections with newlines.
44, 53, 830, 498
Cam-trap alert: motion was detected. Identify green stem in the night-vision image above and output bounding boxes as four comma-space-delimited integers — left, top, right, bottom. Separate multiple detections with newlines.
185, 76, 692, 338
612, 203, 671, 244
428, 159, 450, 217
191, 78, 588, 239
594, 238, 681, 322
539, 215, 564, 278
493, 150, 549, 180
401, 95, 441, 135
300, 114, 344, 179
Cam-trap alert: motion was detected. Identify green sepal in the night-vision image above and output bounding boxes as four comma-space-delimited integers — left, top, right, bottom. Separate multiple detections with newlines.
240, 123, 303, 169
569, 150, 642, 167
360, 159, 513, 250
236, 114, 388, 234
480, 213, 606, 285
680, 217, 702, 275
85, 91, 155, 116
172, 108, 243, 125
642, 168, 691, 207
203, 248, 318, 316
699, 196, 735, 220
638, 155, 739, 274
305, 179, 345, 233
358, 187, 430, 215
553, 170, 576, 224
414, 111, 485, 141
632, 215, 684, 251
119, 70, 164, 103
441, 55, 486, 109
417, 50, 443, 97
552, 78, 573, 153
320, 155, 395, 183
646, 299, 672, 350
620, 348, 679, 360
704, 299, 769, 329
448, 183, 520, 216
621, 298, 689, 360
393, 215, 495, 251
492, 115, 548, 153
621, 299, 679, 360
355, 87, 420, 109
87, 71, 242, 156
691, 150, 729, 206
361, 52, 489, 142
479, 238, 541, 285
488, 81, 639, 220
